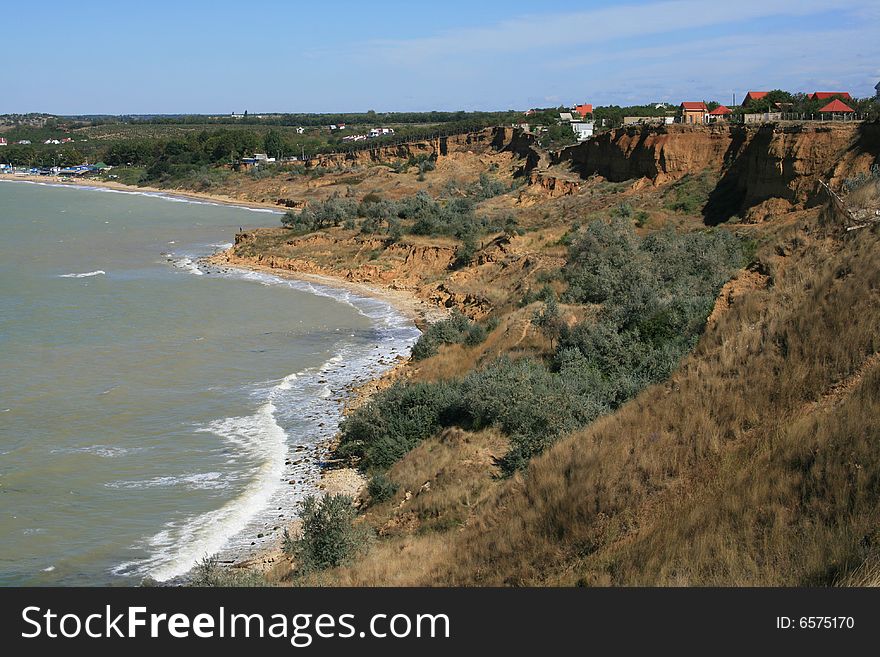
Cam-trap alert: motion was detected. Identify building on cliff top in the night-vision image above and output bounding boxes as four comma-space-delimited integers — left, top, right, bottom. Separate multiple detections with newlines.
624, 116, 673, 126
571, 121, 594, 141
817, 99, 855, 114
810, 91, 852, 101
742, 91, 768, 106
574, 104, 593, 118
707, 105, 733, 122
680, 101, 708, 124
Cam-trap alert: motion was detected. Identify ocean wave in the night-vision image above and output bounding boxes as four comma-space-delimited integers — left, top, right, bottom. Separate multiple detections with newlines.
51, 445, 130, 458
107, 471, 229, 491
112, 263, 420, 583
59, 270, 105, 278
114, 402, 287, 582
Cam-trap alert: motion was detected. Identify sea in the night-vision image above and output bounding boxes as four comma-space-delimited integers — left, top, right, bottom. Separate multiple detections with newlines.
0, 180, 419, 585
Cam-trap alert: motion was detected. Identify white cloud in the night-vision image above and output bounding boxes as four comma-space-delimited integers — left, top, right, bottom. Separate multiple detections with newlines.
362, 0, 855, 63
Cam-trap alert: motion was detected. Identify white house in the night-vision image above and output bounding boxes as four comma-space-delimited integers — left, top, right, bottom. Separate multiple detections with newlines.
559, 112, 574, 123
367, 127, 394, 138
571, 121, 594, 141
0, 137, 7, 146
17, 139, 31, 145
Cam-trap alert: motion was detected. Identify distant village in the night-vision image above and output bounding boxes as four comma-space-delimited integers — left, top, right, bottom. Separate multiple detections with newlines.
530, 87, 878, 145
1, 82, 878, 178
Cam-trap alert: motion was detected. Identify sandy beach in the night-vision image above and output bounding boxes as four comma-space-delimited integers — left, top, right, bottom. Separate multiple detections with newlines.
0, 172, 285, 212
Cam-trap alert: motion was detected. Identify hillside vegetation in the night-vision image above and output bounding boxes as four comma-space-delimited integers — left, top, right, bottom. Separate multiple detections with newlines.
214, 121, 880, 586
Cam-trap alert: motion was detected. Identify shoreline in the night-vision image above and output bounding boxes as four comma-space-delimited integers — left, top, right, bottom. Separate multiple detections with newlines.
204, 252, 447, 330
2, 173, 440, 581
0, 172, 284, 213
197, 252, 443, 579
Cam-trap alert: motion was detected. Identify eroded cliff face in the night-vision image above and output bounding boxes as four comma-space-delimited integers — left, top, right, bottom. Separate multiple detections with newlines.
555, 122, 880, 221
306, 127, 542, 171
217, 227, 559, 319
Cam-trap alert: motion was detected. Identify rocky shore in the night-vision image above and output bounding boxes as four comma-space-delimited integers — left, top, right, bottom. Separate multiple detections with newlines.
195, 250, 446, 580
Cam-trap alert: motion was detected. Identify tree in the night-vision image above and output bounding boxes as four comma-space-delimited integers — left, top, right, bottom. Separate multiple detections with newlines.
742, 89, 792, 114
453, 232, 478, 269
532, 296, 566, 350
264, 129, 285, 158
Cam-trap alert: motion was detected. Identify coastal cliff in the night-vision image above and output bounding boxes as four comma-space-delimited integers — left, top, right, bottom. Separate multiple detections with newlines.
553, 122, 880, 221
217, 118, 880, 588
304, 127, 542, 173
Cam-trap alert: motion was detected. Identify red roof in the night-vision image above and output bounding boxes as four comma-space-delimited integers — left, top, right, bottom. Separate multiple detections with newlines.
811, 92, 851, 101
742, 91, 768, 105
818, 99, 855, 113
574, 104, 593, 117
681, 101, 707, 111
708, 105, 732, 115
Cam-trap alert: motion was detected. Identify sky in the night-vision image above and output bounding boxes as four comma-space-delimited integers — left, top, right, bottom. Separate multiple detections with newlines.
3, 0, 879, 114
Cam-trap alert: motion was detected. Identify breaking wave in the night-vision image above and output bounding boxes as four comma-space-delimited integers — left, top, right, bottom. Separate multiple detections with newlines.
112, 260, 420, 583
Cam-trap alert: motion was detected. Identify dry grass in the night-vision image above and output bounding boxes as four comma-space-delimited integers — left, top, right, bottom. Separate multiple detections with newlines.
298, 428, 506, 586
435, 220, 880, 586
318, 217, 880, 586
238, 123, 880, 587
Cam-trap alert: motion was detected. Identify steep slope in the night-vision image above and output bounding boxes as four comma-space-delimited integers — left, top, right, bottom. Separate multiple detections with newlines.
428, 219, 880, 586
227, 120, 880, 588
320, 216, 880, 586
554, 122, 880, 223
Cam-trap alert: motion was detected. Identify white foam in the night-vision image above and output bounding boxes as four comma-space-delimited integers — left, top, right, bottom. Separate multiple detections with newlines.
59, 270, 105, 278
114, 402, 287, 582
111, 261, 421, 583
51, 445, 130, 458
277, 372, 298, 390
172, 257, 204, 276
107, 471, 228, 491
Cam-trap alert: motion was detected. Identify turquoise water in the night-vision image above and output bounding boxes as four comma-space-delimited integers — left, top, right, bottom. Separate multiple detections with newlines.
0, 181, 418, 585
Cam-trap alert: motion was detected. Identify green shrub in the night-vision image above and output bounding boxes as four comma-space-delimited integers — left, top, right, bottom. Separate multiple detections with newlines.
464, 323, 488, 346
367, 473, 399, 503
452, 233, 478, 268
337, 218, 746, 475
411, 311, 483, 360
283, 494, 372, 575
663, 171, 717, 215
188, 555, 267, 587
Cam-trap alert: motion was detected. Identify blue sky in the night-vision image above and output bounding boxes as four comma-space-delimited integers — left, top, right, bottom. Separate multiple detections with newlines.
3, 0, 879, 114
